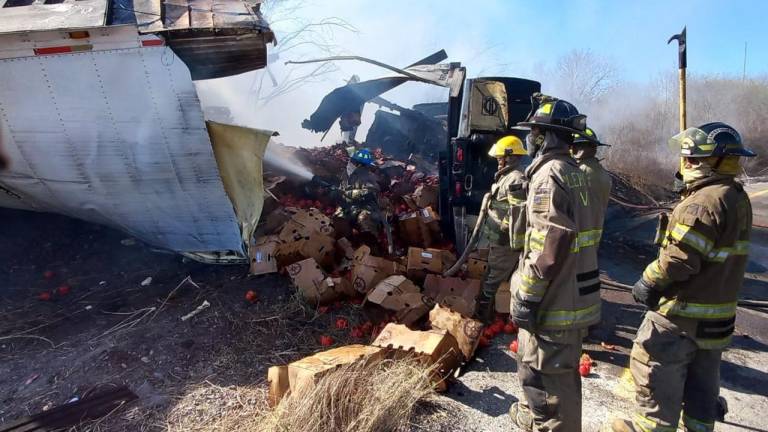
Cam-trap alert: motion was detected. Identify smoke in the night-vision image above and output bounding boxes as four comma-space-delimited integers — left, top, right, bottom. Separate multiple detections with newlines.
263, 142, 314, 179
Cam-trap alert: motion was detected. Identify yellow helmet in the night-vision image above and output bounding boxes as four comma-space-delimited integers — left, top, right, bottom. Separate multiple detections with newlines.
488, 135, 526, 157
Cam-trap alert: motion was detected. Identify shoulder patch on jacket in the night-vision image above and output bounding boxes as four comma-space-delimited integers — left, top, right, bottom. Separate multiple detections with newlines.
531, 187, 551, 212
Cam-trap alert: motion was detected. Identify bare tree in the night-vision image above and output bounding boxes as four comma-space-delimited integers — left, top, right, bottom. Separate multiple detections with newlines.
249, 0, 358, 105
555, 49, 620, 106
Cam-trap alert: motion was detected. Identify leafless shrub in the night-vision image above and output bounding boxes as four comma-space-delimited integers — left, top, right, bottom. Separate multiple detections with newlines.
165, 358, 437, 432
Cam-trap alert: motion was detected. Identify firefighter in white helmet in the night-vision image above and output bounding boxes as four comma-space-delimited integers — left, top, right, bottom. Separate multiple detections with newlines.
478, 135, 528, 322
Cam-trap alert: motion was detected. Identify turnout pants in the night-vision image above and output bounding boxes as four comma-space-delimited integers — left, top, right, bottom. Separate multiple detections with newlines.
517, 328, 584, 432
630, 313, 721, 432
482, 243, 520, 310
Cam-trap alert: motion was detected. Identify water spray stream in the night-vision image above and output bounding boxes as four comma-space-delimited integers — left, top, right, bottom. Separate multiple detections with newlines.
264, 144, 314, 180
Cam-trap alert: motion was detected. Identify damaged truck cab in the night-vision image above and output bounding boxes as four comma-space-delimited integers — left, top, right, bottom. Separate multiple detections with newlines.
438, 77, 541, 249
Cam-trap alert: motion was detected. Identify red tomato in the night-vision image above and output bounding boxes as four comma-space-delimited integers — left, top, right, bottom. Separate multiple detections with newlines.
244, 290, 257, 303
43, 270, 55, 280
335, 317, 349, 330
483, 328, 496, 339
579, 363, 591, 377
317, 306, 329, 314
509, 339, 519, 353
491, 322, 505, 335
38, 292, 52, 301
314, 201, 322, 209
57, 284, 71, 296
478, 336, 491, 347
361, 321, 374, 335
320, 335, 334, 347
350, 326, 364, 338
503, 323, 517, 334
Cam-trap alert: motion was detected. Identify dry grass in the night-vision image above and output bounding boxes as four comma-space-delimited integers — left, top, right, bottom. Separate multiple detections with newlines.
165, 358, 437, 432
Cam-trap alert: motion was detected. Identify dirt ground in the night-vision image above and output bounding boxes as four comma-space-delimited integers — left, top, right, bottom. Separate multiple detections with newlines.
2, 206, 767, 431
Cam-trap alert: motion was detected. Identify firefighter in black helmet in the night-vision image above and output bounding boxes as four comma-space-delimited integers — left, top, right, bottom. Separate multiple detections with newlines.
610, 122, 756, 432
508, 93, 598, 432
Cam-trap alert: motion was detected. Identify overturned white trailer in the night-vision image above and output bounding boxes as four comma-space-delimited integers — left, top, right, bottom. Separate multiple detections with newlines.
0, 0, 275, 262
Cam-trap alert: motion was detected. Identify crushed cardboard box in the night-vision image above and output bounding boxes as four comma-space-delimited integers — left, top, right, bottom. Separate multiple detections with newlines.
350, 246, 404, 294
423, 275, 481, 317
466, 248, 489, 279
286, 258, 340, 305
372, 323, 461, 390
268, 344, 385, 406
398, 206, 442, 248
406, 247, 457, 282
275, 233, 336, 269
428, 304, 484, 362
413, 184, 438, 209
366, 275, 434, 325
277, 207, 335, 243
250, 235, 280, 275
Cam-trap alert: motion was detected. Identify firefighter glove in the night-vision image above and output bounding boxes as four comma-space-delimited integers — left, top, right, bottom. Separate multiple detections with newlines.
510, 294, 538, 332
632, 278, 662, 309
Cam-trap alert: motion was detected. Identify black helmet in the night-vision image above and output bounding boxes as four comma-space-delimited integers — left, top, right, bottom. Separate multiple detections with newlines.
517, 93, 592, 139
572, 127, 609, 146
669, 122, 756, 158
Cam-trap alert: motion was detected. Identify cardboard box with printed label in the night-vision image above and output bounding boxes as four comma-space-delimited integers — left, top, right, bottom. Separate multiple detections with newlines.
286, 345, 385, 395
413, 184, 438, 209
406, 247, 457, 282
428, 304, 484, 361
467, 258, 488, 279
278, 208, 335, 242
398, 211, 433, 248
249, 235, 280, 275
275, 233, 336, 269
423, 274, 481, 317
366, 276, 433, 325
350, 246, 404, 294
286, 258, 337, 305
372, 323, 462, 389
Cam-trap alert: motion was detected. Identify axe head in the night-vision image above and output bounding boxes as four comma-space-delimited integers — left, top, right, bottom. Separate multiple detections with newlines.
667, 26, 687, 68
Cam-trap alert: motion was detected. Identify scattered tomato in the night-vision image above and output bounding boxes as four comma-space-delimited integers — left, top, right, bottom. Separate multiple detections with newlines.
509, 339, 519, 353
244, 290, 257, 303
57, 284, 71, 296
349, 297, 364, 305
335, 317, 349, 330
319, 335, 334, 346
490, 322, 505, 335
350, 326, 364, 339
579, 363, 591, 377
361, 321, 374, 335
580, 353, 593, 366
38, 291, 52, 301
317, 306, 329, 314
503, 323, 517, 334
478, 336, 491, 347
483, 327, 497, 339
43, 270, 55, 280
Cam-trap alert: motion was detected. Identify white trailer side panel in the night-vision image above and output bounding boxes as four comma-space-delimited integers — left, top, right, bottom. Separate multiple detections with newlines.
0, 34, 244, 253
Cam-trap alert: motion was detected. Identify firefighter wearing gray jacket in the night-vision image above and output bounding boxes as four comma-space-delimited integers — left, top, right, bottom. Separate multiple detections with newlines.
478, 135, 528, 322
610, 122, 755, 432
507, 95, 600, 432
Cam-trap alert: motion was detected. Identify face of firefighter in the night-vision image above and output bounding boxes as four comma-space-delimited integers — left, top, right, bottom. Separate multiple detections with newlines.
570, 143, 597, 161
681, 156, 741, 184
525, 127, 545, 158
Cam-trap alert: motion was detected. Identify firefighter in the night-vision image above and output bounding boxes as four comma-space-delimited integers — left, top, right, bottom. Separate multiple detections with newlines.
507, 94, 599, 432
610, 122, 755, 432
334, 148, 382, 250
478, 135, 528, 322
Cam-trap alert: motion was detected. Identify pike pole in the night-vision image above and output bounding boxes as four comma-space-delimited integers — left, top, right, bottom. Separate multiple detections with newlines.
668, 27, 687, 132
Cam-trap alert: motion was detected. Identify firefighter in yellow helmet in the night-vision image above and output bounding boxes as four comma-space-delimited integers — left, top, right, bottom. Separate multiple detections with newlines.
610, 122, 756, 432
478, 135, 528, 322
508, 94, 598, 432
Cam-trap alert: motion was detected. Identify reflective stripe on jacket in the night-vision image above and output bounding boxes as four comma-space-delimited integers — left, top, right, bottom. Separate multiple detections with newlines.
487, 166, 526, 246
641, 175, 752, 349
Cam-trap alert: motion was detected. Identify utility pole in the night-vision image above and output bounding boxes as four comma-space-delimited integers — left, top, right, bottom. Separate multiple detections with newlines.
743, 42, 748, 82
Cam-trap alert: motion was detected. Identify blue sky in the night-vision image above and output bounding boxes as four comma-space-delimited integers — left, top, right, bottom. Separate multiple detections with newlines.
198, 0, 768, 146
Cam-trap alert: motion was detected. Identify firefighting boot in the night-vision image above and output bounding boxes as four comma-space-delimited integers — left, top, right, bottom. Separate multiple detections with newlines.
607, 417, 639, 432
508, 402, 534, 432
477, 294, 495, 324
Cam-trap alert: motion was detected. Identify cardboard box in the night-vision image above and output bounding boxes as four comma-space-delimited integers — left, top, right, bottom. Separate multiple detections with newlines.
287, 345, 385, 394
328, 276, 356, 297
336, 237, 356, 261
267, 365, 290, 407
428, 304, 484, 361
350, 246, 404, 294
467, 258, 488, 280
278, 208, 335, 242
258, 208, 293, 236
372, 323, 462, 387
406, 247, 457, 282
393, 292, 435, 326
398, 211, 432, 248
413, 184, 438, 209
366, 275, 421, 309
495, 281, 511, 314
423, 275, 481, 317
249, 235, 280, 275
286, 258, 337, 305
275, 233, 336, 269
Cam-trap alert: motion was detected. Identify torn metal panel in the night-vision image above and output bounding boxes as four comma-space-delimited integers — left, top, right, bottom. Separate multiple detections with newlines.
0, 28, 245, 254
